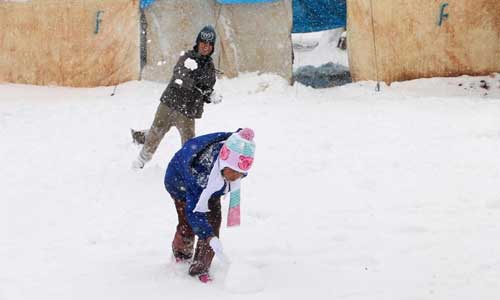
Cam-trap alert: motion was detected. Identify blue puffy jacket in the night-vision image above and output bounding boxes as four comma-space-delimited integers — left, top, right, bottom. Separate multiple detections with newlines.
165, 131, 232, 239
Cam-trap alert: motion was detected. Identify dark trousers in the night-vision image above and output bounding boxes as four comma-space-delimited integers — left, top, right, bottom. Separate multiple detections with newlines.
172, 198, 221, 276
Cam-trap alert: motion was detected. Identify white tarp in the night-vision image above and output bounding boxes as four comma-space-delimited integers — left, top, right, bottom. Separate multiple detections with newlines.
142, 0, 293, 83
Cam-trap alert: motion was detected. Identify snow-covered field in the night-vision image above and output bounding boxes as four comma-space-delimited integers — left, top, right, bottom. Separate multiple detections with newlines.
2, 72, 500, 299
2, 26, 500, 298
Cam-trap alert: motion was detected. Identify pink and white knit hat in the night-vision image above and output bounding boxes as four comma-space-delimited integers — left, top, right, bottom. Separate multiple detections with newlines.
219, 128, 256, 174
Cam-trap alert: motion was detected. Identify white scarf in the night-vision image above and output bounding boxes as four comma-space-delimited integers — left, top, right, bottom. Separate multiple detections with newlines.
193, 159, 240, 213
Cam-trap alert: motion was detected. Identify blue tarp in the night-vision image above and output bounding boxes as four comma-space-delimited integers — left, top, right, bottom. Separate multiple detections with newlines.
292, 0, 346, 33
216, 0, 278, 3
140, 0, 156, 9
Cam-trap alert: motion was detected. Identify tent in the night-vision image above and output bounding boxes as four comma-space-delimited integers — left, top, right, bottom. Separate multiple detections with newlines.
347, 0, 500, 84
0, 0, 140, 87
141, 0, 293, 83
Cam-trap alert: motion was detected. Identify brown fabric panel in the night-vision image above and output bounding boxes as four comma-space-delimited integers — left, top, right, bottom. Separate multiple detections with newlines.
0, 0, 140, 87
347, 0, 500, 84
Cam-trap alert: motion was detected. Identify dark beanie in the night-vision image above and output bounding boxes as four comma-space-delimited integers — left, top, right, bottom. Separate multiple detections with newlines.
196, 25, 216, 46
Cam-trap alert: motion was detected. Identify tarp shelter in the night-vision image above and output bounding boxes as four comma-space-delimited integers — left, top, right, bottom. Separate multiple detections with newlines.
0, 0, 140, 87
141, 0, 293, 83
347, 0, 500, 84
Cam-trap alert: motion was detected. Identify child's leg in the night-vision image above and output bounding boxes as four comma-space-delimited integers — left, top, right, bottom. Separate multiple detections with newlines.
189, 197, 221, 276
172, 199, 195, 260
139, 103, 174, 163
172, 110, 195, 145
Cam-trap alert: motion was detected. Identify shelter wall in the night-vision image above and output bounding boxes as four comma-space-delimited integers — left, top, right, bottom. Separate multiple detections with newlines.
142, 0, 218, 82
218, 0, 293, 80
0, 0, 140, 87
142, 0, 293, 83
347, 0, 500, 84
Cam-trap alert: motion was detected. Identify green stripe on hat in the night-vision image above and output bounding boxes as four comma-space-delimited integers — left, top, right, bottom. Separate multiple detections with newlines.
226, 135, 255, 157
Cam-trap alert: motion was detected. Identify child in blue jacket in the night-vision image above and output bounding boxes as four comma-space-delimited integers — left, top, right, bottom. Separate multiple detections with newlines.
164, 128, 256, 282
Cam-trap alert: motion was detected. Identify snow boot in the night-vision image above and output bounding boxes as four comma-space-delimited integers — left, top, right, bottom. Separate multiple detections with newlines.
131, 156, 146, 169
131, 129, 147, 145
198, 273, 212, 283
131, 149, 151, 170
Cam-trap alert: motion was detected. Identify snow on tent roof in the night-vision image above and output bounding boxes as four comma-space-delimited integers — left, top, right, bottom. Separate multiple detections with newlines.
292, 0, 346, 33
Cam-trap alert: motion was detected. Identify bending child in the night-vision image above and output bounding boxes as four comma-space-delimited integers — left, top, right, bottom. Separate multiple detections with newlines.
164, 128, 256, 282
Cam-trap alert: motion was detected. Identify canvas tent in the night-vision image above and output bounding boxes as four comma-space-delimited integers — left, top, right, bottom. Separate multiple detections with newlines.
0, 0, 293, 87
347, 0, 500, 84
141, 0, 293, 83
0, 0, 140, 87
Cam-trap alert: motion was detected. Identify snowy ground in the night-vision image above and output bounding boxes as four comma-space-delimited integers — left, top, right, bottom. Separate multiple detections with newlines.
2, 72, 500, 299
292, 28, 348, 69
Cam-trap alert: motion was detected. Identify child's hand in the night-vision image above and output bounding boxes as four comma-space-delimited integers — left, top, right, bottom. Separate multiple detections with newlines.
210, 92, 223, 104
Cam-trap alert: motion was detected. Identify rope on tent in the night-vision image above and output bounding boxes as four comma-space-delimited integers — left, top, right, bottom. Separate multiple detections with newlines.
368, 0, 381, 91
214, 2, 224, 73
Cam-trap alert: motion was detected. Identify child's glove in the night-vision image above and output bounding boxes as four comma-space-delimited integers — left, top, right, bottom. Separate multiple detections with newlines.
210, 92, 223, 104
209, 237, 230, 264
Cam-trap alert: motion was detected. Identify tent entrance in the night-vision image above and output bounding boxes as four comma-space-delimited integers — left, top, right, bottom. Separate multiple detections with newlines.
292, 28, 352, 88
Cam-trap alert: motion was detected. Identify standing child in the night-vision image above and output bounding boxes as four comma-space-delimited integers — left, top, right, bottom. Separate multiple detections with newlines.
132, 25, 221, 169
164, 128, 256, 282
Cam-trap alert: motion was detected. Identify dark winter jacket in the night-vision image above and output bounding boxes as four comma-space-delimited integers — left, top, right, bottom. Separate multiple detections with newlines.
160, 49, 216, 119
165, 132, 232, 239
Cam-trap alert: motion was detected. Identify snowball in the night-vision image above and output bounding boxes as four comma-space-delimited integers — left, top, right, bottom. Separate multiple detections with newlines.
175, 79, 183, 86
184, 58, 198, 71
